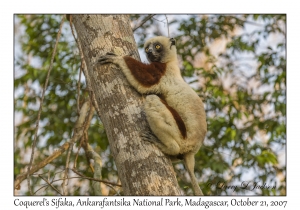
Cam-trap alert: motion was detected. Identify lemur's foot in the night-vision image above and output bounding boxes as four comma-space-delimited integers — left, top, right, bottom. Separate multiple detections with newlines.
141, 130, 160, 144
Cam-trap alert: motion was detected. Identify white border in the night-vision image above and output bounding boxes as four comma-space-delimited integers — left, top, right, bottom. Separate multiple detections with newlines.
4, 0, 297, 209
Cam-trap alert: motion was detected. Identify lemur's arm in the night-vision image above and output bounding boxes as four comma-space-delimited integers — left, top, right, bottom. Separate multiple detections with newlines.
98, 53, 166, 94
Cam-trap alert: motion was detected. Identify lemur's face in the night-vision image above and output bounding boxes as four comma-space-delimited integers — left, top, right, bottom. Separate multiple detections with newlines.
144, 36, 177, 63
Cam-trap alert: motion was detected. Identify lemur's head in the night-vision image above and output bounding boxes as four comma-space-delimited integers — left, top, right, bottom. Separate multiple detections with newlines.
144, 36, 177, 63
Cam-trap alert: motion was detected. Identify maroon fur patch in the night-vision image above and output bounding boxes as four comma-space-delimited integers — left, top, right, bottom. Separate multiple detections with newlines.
124, 56, 166, 87
159, 98, 187, 139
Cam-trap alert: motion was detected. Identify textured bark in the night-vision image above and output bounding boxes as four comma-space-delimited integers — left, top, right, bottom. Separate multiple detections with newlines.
72, 14, 181, 195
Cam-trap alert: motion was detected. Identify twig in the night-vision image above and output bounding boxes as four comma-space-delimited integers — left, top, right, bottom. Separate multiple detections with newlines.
61, 101, 91, 195
164, 15, 169, 37
34, 175, 121, 193
106, 184, 121, 195
15, 103, 95, 190
83, 103, 95, 133
26, 15, 65, 195
81, 103, 96, 171
73, 136, 84, 169
15, 142, 70, 190
87, 143, 102, 195
69, 15, 82, 115
71, 168, 122, 187
133, 14, 156, 32
81, 131, 95, 173
77, 67, 83, 114
152, 17, 167, 23
74, 104, 95, 170
34, 183, 50, 195
33, 169, 64, 195
38, 175, 62, 195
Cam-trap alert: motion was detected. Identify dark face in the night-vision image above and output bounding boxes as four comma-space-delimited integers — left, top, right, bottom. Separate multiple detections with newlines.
144, 42, 164, 62
144, 37, 177, 63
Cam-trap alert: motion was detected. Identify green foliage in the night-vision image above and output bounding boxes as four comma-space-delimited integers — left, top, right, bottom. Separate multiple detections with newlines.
14, 14, 286, 196
14, 15, 111, 195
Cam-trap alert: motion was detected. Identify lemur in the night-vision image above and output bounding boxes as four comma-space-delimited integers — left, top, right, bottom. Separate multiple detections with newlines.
98, 36, 207, 196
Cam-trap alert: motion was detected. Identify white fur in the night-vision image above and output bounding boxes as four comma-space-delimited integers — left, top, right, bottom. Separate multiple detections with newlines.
111, 37, 207, 156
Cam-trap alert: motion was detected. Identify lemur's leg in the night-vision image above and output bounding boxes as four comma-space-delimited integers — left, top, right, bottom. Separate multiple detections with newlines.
142, 95, 181, 156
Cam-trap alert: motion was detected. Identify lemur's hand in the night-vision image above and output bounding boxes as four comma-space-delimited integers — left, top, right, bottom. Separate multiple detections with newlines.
98, 52, 119, 65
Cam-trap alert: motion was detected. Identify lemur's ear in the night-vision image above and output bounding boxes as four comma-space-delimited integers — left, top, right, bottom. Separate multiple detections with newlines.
170, 38, 176, 46
170, 38, 176, 49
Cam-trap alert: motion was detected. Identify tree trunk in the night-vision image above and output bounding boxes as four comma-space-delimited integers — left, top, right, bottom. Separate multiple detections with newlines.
72, 14, 181, 195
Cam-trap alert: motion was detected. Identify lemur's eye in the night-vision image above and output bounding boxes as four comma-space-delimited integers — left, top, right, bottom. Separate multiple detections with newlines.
145, 47, 149, 52
155, 45, 161, 49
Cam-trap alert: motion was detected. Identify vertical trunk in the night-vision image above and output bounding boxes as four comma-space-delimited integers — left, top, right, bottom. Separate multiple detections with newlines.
72, 14, 181, 195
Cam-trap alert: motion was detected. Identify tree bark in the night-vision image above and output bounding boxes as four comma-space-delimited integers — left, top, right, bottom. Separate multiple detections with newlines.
72, 14, 181, 195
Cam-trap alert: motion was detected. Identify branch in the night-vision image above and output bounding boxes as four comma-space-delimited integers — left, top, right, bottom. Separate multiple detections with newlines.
165, 15, 170, 37
69, 15, 83, 115
38, 175, 62, 195
15, 101, 94, 191
71, 168, 122, 187
33, 175, 121, 193
26, 15, 65, 195
133, 14, 155, 32
74, 105, 95, 170
87, 143, 103, 195
14, 142, 70, 190
61, 101, 92, 195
